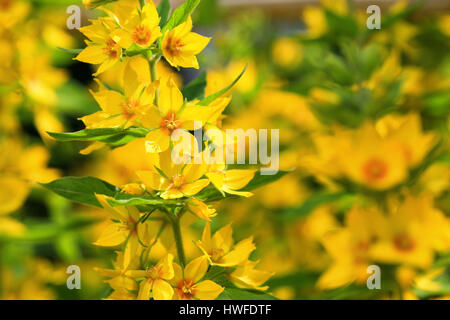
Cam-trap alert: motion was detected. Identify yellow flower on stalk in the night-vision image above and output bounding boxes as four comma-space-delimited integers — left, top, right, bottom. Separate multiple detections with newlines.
136, 150, 210, 199
162, 16, 210, 69
229, 260, 274, 291
196, 222, 255, 267
111, 1, 162, 49
80, 67, 157, 129
126, 254, 175, 300
93, 194, 149, 270
318, 207, 382, 290
369, 196, 450, 269
140, 77, 229, 153
339, 123, 408, 190
170, 256, 224, 300
75, 18, 121, 76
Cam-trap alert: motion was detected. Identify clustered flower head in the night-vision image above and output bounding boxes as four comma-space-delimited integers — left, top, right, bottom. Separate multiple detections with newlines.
48, 0, 276, 300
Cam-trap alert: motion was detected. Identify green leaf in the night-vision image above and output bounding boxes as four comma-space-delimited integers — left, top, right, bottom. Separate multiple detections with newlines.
218, 288, 278, 300
182, 72, 207, 101
57, 47, 82, 55
203, 266, 236, 287
162, 0, 200, 33
107, 194, 184, 207
198, 64, 247, 106
48, 127, 149, 147
266, 271, 319, 289
40, 177, 119, 208
241, 170, 290, 191
157, 0, 172, 29
279, 192, 350, 221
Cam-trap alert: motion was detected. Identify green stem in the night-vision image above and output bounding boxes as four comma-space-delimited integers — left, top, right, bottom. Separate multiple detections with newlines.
170, 214, 186, 268
149, 58, 159, 104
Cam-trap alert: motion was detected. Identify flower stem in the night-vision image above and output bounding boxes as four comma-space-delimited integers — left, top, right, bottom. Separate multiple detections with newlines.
149, 57, 160, 104
170, 214, 186, 268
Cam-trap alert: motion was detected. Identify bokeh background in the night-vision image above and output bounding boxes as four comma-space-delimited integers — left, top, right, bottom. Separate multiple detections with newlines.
1, 0, 449, 299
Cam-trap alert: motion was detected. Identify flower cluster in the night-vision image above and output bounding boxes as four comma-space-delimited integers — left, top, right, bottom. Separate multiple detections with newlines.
40, 0, 278, 300
202, 0, 450, 299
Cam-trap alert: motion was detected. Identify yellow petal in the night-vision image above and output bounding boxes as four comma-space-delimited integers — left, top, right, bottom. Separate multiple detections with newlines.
152, 279, 174, 300
158, 254, 175, 280
218, 237, 255, 267
136, 170, 169, 191
145, 129, 171, 153
184, 256, 209, 283
137, 279, 152, 300
159, 78, 184, 115
181, 179, 210, 196
93, 223, 128, 247
195, 280, 224, 300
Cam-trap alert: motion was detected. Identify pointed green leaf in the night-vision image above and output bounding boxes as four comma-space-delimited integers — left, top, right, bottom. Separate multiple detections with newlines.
198, 64, 247, 106
40, 177, 119, 208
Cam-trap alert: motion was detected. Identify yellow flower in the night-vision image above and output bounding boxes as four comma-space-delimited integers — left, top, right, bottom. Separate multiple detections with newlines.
206, 162, 255, 197
95, 251, 139, 299
141, 77, 229, 153
230, 260, 274, 291
318, 207, 382, 290
376, 113, 435, 167
136, 149, 210, 199
111, 1, 162, 49
187, 199, 217, 221
272, 37, 303, 68
339, 123, 408, 190
80, 67, 157, 129
161, 16, 210, 69
93, 194, 149, 269
75, 18, 121, 76
120, 183, 145, 195
369, 196, 450, 269
170, 256, 223, 300
302, 6, 327, 37
196, 222, 255, 267
126, 254, 175, 300
0, 0, 30, 30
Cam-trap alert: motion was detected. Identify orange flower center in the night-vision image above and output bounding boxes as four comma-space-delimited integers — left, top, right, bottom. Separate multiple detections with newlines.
393, 233, 415, 252
121, 100, 140, 120
146, 266, 162, 280
160, 111, 181, 134
170, 174, 185, 189
177, 279, 197, 300
362, 157, 388, 183
0, 0, 12, 10
132, 25, 152, 46
164, 37, 184, 57
103, 38, 119, 59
